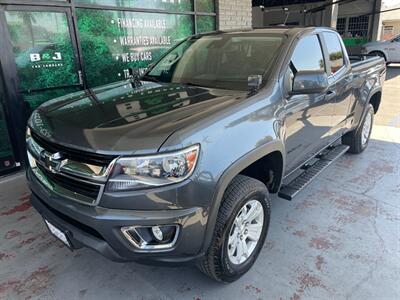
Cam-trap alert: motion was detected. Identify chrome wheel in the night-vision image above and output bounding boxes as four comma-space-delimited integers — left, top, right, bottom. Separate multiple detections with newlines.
361, 111, 372, 146
227, 199, 264, 265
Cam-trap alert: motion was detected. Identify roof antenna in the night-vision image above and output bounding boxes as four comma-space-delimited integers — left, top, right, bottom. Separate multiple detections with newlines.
283, 7, 290, 25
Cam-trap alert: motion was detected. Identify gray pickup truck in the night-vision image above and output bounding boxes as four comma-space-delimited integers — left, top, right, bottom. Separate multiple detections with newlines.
26, 27, 386, 282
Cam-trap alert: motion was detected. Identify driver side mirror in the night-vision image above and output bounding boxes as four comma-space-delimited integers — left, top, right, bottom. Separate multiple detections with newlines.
291, 71, 329, 95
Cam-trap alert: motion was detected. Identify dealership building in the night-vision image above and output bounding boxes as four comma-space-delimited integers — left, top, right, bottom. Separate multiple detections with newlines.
0, 0, 398, 176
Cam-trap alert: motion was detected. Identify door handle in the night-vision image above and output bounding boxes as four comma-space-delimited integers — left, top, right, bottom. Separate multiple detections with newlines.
325, 90, 336, 100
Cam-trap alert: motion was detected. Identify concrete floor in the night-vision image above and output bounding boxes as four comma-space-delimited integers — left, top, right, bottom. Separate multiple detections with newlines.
1, 66, 399, 300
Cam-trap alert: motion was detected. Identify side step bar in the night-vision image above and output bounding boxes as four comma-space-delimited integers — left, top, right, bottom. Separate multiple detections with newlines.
278, 144, 349, 200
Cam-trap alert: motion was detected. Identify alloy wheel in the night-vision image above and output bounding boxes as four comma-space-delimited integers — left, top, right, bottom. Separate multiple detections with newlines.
227, 199, 264, 265
362, 111, 372, 146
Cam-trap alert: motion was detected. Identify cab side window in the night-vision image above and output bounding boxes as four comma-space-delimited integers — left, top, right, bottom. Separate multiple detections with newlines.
291, 35, 325, 72
322, 32, 345, 75
286, 35, 325, 92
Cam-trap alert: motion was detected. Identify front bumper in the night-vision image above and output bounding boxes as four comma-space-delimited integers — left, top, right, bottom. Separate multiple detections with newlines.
27, 169, 207, 264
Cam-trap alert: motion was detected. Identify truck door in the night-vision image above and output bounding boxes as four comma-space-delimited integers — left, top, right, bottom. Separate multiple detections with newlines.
284, 34, 334, 174
320, 31, 353, 137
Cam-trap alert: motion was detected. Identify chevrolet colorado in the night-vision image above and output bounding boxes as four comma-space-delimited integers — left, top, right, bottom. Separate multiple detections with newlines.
26, 27, 386, 282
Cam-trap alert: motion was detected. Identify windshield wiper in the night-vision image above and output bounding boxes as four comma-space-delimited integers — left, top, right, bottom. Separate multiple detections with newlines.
141, 75, 162, 83
183, 82, 200, 86
182, 82, 211, 88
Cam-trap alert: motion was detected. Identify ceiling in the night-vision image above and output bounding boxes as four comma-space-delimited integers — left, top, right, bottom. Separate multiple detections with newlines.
252, 0, 326, 7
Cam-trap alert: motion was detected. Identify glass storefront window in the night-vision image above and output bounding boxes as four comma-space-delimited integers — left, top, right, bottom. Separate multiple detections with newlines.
0, 2, 216, 175
196, 15, 215, 33
196, 0, 215, 13
74, 0, 193, 12
76, 8, 194, 87
21, 87, 82, 111
5, 11, 79, 94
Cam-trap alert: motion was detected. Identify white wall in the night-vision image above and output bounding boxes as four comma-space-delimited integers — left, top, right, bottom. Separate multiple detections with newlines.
381, 9, 400, 22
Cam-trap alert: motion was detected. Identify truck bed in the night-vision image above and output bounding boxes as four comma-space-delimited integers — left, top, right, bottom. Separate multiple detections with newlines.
349, 55, 386, 74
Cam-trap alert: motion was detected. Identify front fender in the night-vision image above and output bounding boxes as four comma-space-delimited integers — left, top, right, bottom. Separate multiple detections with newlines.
199, 139, 285, 253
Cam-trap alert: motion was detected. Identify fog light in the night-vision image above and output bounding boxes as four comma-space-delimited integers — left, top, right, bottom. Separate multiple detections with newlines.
152, 226, 163, 241
121, 224, 179, 251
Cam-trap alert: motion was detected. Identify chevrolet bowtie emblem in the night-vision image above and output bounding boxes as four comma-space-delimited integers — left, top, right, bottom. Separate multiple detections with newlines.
40, 151, 66, 174
50, 152, 63, 161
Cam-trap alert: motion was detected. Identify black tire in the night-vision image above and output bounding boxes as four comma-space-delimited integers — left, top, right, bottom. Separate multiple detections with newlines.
197, 175, 271, 283
342, 104, 374, 154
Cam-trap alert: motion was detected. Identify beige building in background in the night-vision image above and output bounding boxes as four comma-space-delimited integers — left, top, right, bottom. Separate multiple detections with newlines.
380, 0, 400, 40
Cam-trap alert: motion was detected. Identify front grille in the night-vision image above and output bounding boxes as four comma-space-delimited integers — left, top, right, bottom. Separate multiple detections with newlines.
37, 164, 101, 200
31, 131, 115, 166
28, 131, 113, 206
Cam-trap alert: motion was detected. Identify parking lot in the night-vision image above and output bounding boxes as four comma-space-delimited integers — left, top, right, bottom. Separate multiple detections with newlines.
0, 66, 399, 300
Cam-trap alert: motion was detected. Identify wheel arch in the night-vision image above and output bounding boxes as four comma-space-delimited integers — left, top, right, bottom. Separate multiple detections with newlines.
358, 87, 382, 128
352, 83, 383, 132
369, 90, 382, 113
200, 140, 285, 253
239, 150, 283, 194
369, 50, 387, 62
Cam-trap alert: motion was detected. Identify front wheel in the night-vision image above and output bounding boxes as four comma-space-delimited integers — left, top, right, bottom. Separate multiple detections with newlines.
197, 175, 271, 283
342, 103, 374, 154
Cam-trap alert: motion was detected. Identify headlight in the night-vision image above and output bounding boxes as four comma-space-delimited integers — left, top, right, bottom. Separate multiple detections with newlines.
108, 145, 200, 191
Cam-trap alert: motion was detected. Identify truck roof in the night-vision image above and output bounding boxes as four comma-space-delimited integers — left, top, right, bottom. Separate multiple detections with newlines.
200, 26, 337, 38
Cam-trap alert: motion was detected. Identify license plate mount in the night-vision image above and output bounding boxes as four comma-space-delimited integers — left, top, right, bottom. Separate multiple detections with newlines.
44, 219, 72, 249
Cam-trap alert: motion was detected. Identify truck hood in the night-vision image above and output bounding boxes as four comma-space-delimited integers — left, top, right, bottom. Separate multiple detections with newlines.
29, 80, 246, 155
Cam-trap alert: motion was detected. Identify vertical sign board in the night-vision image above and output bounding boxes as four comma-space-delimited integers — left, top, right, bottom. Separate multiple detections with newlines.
76, 8, 194, 88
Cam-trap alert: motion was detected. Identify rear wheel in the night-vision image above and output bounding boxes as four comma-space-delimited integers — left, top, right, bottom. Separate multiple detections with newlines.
342, 104, 374, 154
197, 175, 271, 283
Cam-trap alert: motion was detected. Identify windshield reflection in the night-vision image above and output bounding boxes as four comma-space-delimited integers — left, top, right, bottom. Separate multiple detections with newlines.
145, 33, 284, 91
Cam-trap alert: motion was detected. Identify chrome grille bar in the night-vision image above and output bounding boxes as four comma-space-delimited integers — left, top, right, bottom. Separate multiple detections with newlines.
27, 136, 116, 183
26, 131, 114, 206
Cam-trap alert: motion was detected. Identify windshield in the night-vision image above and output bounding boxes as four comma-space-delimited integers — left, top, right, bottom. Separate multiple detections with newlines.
392, 35, 400, 42
144, 33, 285, 90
